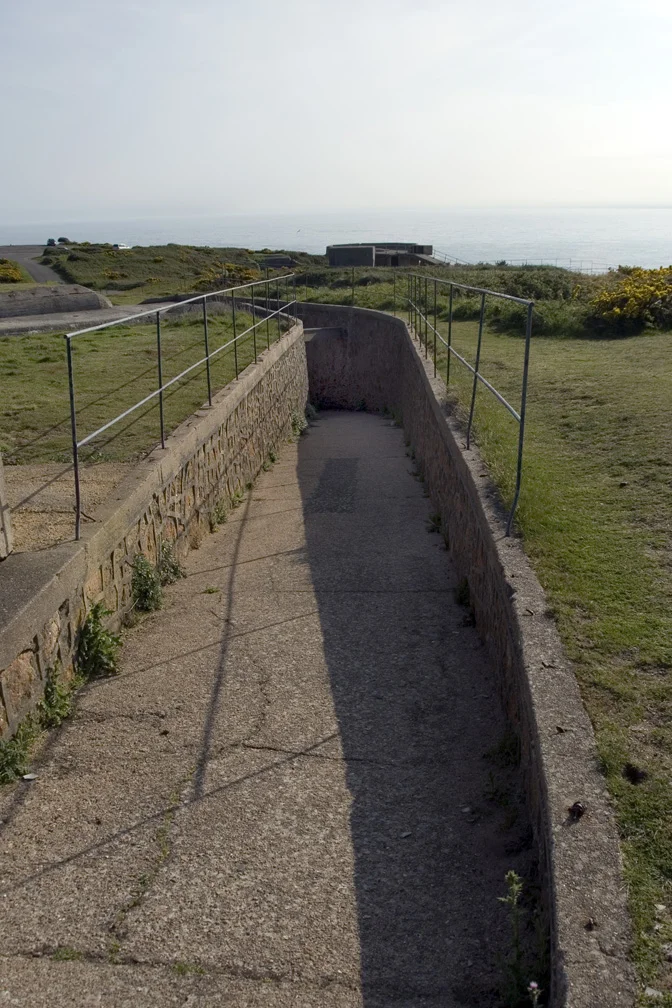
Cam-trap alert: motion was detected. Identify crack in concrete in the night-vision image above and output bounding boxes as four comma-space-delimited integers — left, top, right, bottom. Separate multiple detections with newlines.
0, 949, 456, 998
106, 776, 192, 961
236, 740, 398, 767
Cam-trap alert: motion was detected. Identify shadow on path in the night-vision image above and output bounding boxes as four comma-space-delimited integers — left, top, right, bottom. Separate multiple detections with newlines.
295, 412, 533, 1006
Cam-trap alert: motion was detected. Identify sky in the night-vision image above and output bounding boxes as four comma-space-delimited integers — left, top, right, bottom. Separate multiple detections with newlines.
2, 0, 672, 224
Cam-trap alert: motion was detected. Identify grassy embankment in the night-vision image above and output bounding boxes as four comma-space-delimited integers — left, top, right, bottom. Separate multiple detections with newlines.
40, 242, 324, 304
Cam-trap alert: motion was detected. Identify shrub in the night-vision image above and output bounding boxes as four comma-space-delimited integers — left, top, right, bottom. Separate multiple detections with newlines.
57, 237, 71, 244
46, 238, 56, 246
0, 720, 37, 783
0, 260, 23, 283
132, 554, 162, 611
488, 299, 589, 338
587, 266, 672, 331
76, 602, 121, 679
158, 542, 186, 585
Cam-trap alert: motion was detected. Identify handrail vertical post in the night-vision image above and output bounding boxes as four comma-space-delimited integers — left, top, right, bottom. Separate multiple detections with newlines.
447, 283, 453, 385
266, 279, 271, 349
232, 293, 238, 377
276, 277, 281, 340
66, 335, 82, 541
393, 272, 396, 316
506, 301, 533, 536
202, 297, 212, 407
424, 276, 428, 358
156, 311, 165, 449
351, 266, 355, 307
433, 277, 437, 377
466, 292, 486, 449
251, 285, 257, 363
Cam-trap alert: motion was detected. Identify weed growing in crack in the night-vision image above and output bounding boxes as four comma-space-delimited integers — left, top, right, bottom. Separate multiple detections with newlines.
497, 871, 547, 1007
427, 512, 442, 534
290, 410, 308, 438
231, 488, 245, 509
527, 981, 542, 1006
210, 498, 228, 529
131, 555, 162, 612
172, 961, 205, 976
0, 720, 38, 784
487, 730, 521, 769
51, 947, 83, 962
455, 577, 471, 608
269, 447, 278, 463
38, 664, 82, 729
158, 542, 186, 586
499, 870, 526, 1004
305, 402, 318, 423
0, 662, 84, 784
77, 602, 121, 679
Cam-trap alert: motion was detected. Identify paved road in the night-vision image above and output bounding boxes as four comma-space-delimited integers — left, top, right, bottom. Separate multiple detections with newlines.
0, 412, 532, 1007
0, 245, 64, 284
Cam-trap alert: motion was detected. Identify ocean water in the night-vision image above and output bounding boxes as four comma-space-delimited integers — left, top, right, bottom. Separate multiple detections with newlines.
2, 208, 671, 270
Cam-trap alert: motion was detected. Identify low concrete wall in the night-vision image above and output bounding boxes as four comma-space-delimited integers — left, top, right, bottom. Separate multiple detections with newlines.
0, 323, 308, 739
300, 303, 635, 1008
0, 284, 111, 319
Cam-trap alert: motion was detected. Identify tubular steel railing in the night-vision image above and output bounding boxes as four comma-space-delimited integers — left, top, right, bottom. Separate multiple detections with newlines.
405, 273, 533, 536
65, 273, 297, 540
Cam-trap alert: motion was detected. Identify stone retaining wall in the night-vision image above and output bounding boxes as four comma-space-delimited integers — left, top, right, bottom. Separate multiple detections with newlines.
300, 303, 635, 1008
0, 323, 308, 740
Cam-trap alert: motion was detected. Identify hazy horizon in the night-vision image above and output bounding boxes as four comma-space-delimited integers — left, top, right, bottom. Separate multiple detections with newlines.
3, 0, 672, 224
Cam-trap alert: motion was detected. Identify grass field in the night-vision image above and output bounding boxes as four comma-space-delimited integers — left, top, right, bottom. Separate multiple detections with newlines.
411, 318, 672, 1005
0, 308, 288, 465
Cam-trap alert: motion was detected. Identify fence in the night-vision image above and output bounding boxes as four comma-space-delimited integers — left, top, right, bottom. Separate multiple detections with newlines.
404, 273, 533, 536
65, 274, 297, 540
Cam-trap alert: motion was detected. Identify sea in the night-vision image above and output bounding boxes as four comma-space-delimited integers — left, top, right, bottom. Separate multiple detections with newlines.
2, 208, 671, 271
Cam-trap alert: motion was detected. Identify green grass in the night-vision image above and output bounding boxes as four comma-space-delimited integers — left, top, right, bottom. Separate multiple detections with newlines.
416, 318, 672, 1002
0, 309, 288, 464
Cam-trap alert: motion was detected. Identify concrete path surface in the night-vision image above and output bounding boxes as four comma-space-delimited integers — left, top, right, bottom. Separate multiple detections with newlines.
0, 412, 533, 1007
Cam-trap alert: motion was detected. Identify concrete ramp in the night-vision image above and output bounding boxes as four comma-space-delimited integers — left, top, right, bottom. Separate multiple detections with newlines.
0, 412, 532, 1006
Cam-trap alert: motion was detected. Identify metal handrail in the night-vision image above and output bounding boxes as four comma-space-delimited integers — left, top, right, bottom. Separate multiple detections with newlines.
405, 273, 533, 536
412, 305, 521, 422
65, 273, 297, 539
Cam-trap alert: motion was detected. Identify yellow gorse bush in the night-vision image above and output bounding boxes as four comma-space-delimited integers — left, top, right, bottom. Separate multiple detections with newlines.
0, 259, 24, 283
590, 266, 672, 327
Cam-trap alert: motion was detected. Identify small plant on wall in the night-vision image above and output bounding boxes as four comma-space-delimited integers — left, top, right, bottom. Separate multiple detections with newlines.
131, 554, 163, 612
